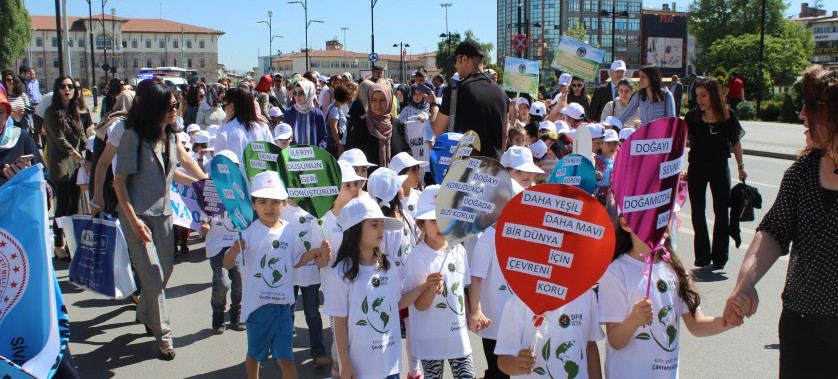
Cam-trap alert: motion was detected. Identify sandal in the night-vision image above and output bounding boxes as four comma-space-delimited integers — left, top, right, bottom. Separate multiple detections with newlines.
54, 246, 71, 262
158, 346, 176, 361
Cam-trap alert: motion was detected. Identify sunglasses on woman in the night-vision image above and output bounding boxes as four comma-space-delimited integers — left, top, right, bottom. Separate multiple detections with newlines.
59, 83, 75, 90
293, 90, 306, 97
169, 101, 180, 111
571, 84, 584, 88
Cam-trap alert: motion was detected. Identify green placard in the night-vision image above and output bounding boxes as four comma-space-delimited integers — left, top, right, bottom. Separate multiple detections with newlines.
277, 145, 341, 219
243, 141, 284, 181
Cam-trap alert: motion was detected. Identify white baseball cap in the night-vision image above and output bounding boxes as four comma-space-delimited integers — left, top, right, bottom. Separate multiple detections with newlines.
529, 101, 547, 117
603, 129, 619, 143
250, 171, 288, 200
216, 149, 240, 165
561, 103, 586, 120
186, 124, 201, 133
558, 73, 572, 87
555, 120, 571, 134
516, 97, 530, 107
610, 60, 627, 72
529, 139, 548, 159
339, 160, 367, 183
602, 116, 623, 130
452, 73, 461, 81
538, 120, 557, 133
389, 152, 429, 174
337, 196, 403, 231
177, 132, 190, 144
367, 167, 407, 207
618, 127, 636, 141
274, 122, 293, 140
339, 148, 377, 167
193, 130, 211, 144
550, 92, 563, 105
206, 124, 220, 138
268, 107, 283, 118
415, 185, 440, 220
501, 146, 544, 174
587, 123, 605, 139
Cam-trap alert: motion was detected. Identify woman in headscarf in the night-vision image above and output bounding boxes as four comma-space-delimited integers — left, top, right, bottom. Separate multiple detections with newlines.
395, 84, 410, 114
254, 74, 273, 120
196, 85, 226, 128
346, 82, 410, 169
282, 79, 329, 149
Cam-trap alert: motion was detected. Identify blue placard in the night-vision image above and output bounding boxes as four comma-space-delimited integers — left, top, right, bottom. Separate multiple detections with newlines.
429, 132, 463, 184
210, 155, 254, 230
547, 153, 597, 195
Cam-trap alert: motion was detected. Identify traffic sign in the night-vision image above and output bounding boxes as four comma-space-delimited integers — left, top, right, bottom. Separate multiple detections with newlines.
101, 63, 110, 73
512, 34, 529, 52
369, 53, 379, 63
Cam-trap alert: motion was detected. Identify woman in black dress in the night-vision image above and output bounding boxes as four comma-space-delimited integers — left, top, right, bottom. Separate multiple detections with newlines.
684, 77, 746, 269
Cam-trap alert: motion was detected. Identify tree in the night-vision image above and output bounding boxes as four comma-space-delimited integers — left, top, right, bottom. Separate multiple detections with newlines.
688, 0, 786, 70
0, 0, 31, 70
564, 24, 588, 44
434, 30, 494, 79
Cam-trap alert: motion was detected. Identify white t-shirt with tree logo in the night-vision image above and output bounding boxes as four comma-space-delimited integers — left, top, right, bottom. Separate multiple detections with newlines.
470, 226, 514, 340
403, 241, 471, 359
322, 261, 402, 379
598, 254, 689, 379
281, 204, 320, 287
238, 220, 296, 322
382, 212, 418, 281
495, 292, 604, 378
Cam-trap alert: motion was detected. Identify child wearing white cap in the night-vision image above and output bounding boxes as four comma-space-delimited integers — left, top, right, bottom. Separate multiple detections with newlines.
366, 166, 423, 378
501, 146, 544, 190
403, 185, 475, 379
221, 171, 298, 379
322, 196, 407, 379
389, 152, 429, 219
273, 122, 293, 149
339, 148, 377, 178
618, 127, 635, 143
515, 97, 531, 127
595, 129, 620, 199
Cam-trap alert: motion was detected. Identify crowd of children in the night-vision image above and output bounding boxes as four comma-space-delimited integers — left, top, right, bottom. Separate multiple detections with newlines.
191, 102, 743, 379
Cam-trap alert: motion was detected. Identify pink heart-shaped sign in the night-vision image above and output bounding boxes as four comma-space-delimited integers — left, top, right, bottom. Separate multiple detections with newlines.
496, 184, 615, 316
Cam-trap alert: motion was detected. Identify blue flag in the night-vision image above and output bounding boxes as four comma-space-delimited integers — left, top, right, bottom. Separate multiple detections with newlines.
0, 166, 64, 378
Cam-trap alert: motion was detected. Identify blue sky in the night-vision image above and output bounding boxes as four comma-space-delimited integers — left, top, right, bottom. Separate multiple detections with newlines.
26, 0, 812, 72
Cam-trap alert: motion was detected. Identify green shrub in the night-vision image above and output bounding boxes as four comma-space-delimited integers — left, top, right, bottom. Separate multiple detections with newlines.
780, 93, 800, 123
758, 100, 781, 121
736, 101, 757, 121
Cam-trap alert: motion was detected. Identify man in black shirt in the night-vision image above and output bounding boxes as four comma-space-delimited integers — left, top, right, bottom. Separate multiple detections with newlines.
427, 40, 508, 159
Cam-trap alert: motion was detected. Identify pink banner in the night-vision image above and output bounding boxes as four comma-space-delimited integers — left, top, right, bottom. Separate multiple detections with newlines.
611, 117, 687, 250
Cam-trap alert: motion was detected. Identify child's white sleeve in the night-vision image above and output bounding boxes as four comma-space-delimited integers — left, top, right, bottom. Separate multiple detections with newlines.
470, 232, 492, 279
598, 266, 629, 324
403, 252, 424, 292
461, 245, 472, 287
587, 290, 606, 341
322, 268, 349, 317
494, 299, 525, 356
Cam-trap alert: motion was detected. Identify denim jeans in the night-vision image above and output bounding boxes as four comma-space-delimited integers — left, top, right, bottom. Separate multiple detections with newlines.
294, 284, 325, 358
209, 250, 242, 316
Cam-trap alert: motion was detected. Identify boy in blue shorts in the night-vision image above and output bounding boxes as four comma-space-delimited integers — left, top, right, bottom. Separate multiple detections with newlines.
224, 171, 298, 379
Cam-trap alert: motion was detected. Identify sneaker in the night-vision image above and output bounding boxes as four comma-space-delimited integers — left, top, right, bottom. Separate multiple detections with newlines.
212, 312, 226, 334
158, 346, 176, 361
313, 355, 332, 368
229, 321, 246, 331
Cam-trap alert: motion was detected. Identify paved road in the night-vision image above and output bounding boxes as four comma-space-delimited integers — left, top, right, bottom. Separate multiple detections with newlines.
56, 151, 792, 378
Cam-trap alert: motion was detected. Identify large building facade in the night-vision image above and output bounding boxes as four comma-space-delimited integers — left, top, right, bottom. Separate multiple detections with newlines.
20, 15, 223, 91
497, 0, 643, 81
794, 5, 838, 69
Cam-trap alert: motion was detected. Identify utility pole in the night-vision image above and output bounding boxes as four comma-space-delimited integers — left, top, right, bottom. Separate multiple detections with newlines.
258, 11, 273, 73
111, 8, 116, 76
341, 27, 349, 70
54, 0, 65, 77
101, 0, 109, 82
84, 0, 97, 110
289, 0, 322, 71
393, 42, 410, 83
371, 0, 379, 54
517, 0, 522, 58
440, 3, 452, 56
757, 0, 766, 114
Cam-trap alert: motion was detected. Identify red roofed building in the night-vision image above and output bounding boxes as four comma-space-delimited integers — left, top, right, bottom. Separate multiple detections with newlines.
21, 14, 224, 91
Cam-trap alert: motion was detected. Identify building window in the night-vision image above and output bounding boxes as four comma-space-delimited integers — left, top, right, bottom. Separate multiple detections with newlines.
199, 40, 205, 49
78, 38, 85, 47
187, 58, 193, 68
159, 59, 165, 66
584, 18, 599, 29
37, 57, 44, 68
146, 58, 152, 67
173, 58, 178, 67
96, 34, 113, 49
130, 39, 136, 48
159, 39, 166, 48
145, 39, 151, 48
568, 0, 580, 11
173, 40, 179, 49
186, 40, 192, 48
629, 1, 641, 13
52, 37, 58, 47
133, 58, 139, 68
123, 58, 128, 69
53, 60, 59, 68
583, 0, 595, 11
35, 37, 43, 47
199, 58, 205, 68
79, 57, 86, 67
629, 19, 640, 30
68, 38, 73, 47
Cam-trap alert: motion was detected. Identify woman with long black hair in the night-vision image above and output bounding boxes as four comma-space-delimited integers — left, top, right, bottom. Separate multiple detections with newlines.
100, 77, 125, 118
617, 64, 676, 125
113, 82, 198, 360
567, 76, 591, 116
214, 86, 273, 162
684, 78, 746, 269
43, 76, 86, 260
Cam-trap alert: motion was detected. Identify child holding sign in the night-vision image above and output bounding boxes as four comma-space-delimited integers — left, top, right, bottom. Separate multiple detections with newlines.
403, 186, 475, 379
598, 218, 740, 378
222, 171, 298, 379
322, 196, 408, 379
390, 152, 428, 219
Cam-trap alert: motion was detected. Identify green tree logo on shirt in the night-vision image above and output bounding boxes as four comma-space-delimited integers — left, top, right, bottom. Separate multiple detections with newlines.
254, 253, 287, 288
634, 305, 678, 352
355, 295, 391, 334
434, 281, 465, 315
532, 338, 583, 378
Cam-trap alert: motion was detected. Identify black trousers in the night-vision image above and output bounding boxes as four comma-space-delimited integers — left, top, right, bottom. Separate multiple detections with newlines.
779, 308, 838, 378
687, 159, 730, 266
481, 338, 510, 379
52, 174, 80, 248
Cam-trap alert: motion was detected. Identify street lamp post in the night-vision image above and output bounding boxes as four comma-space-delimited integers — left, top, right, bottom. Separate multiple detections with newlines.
371, 0, 379, 54
101, 0, 109, 82
341, 27, 349, 70
111, 8, 116, 77
257, 11, 273, 73
440, 3, 452, 56
289, 1, 323, 71
83, 0, 98, 110
599, 0, 629, 63
393, 42, 410, 83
